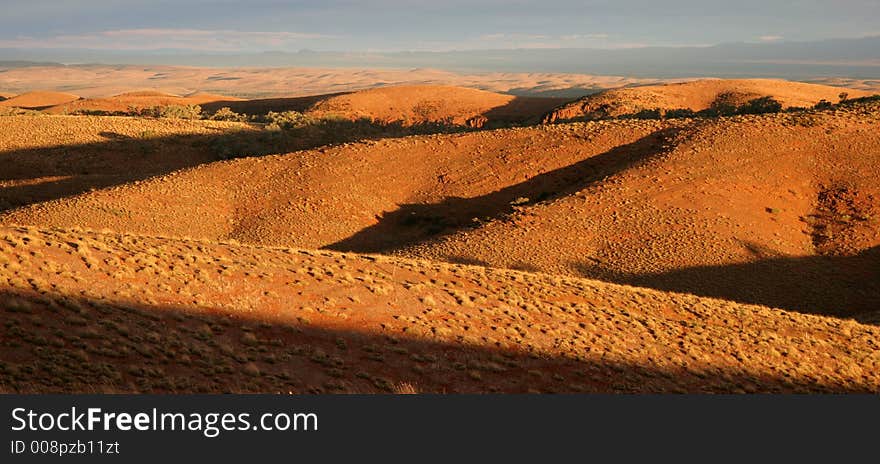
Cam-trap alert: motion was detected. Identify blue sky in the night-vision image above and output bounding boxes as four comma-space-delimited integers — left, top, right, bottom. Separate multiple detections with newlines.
1, 0, 878, 52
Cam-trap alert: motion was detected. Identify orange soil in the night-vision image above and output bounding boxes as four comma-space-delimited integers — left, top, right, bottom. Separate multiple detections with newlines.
0, 91, 80, 109
0, 118, 661, 249
5, 104, 878, 318
33, 84, 566, 127
543, 79, 873, 122
44, 91, 242, 114
200, 93, 349, 115
0, 115, 255, 210
1, 225, 878, 393
402, 108, 880, 316
306, 85, 568, 126
2, 78, 879, 394
0, 64, 678, 99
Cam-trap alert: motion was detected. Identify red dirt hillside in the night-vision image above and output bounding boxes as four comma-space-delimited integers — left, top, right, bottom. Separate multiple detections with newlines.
401, 105, 880, 317
542, 79, 872, 122
0, 91, 80, 109
4, 103, 879, 318
1, 225, 878, 393
200, 93, 350, 115
0, 115, 256, 211
0, 119, 663, 250
44, 90, 241, 114
306, 85, 568, 127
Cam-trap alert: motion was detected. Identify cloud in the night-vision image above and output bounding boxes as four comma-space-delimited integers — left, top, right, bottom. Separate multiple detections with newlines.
0, 29, 337, 51
758, 35, 784, 42
478, 33, 550, 41
560, 33, 610, 41
471, 32, 615, 49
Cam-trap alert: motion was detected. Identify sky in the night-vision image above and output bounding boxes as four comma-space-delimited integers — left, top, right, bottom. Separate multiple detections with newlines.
0, 0, 878, 52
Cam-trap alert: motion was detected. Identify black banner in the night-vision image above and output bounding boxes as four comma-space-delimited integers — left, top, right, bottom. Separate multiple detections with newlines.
1, 395, 877, 462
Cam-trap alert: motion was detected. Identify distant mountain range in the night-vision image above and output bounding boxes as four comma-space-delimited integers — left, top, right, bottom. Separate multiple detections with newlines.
2, 36, 878, 79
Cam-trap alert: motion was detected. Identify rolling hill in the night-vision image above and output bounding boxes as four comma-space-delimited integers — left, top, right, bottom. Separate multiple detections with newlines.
44, 90, 242, 115
305, 85, 568, 127
542, 79, 873, 123
3, 99, 878, 317
2, 79, 879, 395
0, 91, 80, 110
0, 117, 664, 248
0, 115, 256, 211
402, 105, 880, 316
1, 225, 877, 393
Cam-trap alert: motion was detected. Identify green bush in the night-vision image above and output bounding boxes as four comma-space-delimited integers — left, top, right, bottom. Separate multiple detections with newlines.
264, 111, 318, 130
737, 96, 783, 114
209, 107, 248, 122
127, 104, 203, 119
156, 104, 203, 120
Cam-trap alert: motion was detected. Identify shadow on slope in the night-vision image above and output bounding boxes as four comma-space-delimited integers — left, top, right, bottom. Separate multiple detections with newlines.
575, 245, 880, 320
202, 93, 570, 128
0, 288, 867, 394
200, 93, 350, 115
0, 119, 471, 212
477, 96, 573, 127
327, 129, 678, 253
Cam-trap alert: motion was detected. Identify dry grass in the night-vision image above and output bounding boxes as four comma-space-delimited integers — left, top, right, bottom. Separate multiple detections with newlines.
1, 79, 878, 395
0, 225, 878, 394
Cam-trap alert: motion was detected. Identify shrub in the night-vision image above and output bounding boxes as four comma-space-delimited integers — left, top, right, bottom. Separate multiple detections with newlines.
209, 107, 248, 122
737, 96, 783, 115
664, 108, 696, 119
814, 99, 833, 110
156, 104, 203, 120
837, 94, 880, 107
70, 109, 121, 116
126, 105, 147, 117
264, 111, 317, 130
698, 102, 737, 117
127, 104, 203, 119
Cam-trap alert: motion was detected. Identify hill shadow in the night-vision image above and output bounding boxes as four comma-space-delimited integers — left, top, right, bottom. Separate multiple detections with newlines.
200, 94, 573, 128
0, 287, 870, 394
0, 118, 472, 212
505, 87, 606, 99
327, 128, 678, 253
574, 245, 880, 320
478, 96, 574, 127
200, 93, 350, 115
